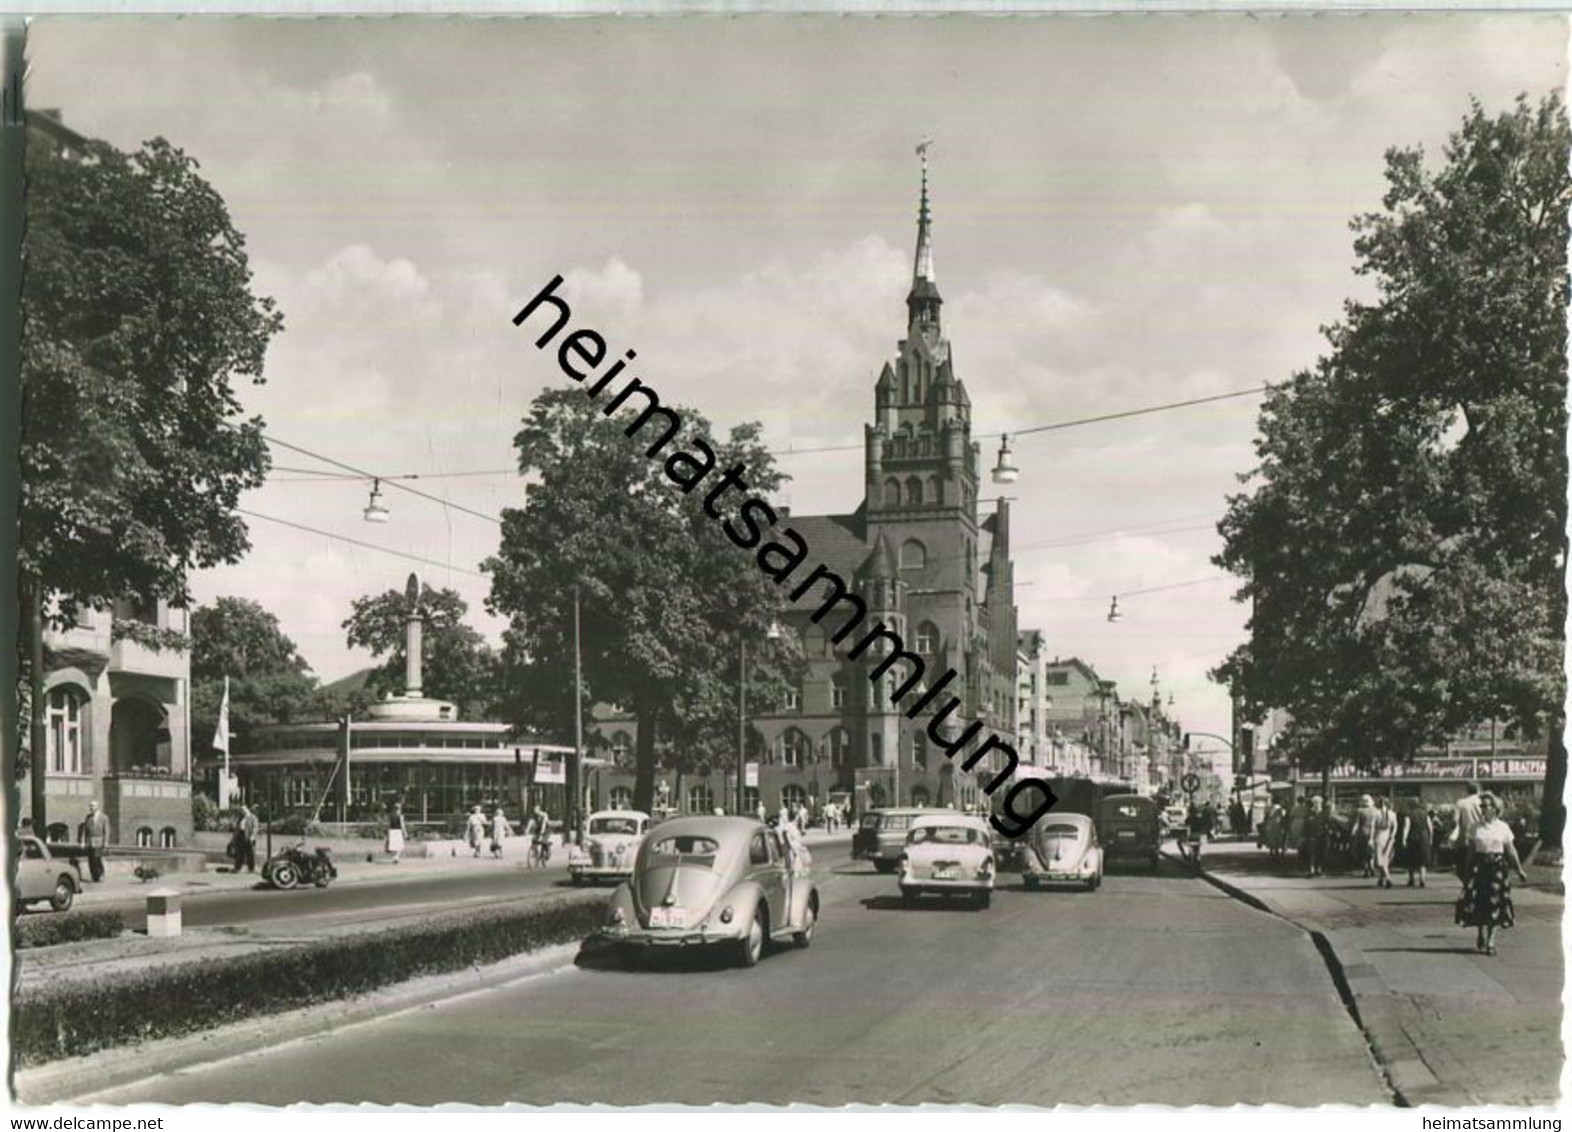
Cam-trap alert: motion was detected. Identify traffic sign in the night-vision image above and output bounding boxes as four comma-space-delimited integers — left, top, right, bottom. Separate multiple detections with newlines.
1181, 772, 1201, 794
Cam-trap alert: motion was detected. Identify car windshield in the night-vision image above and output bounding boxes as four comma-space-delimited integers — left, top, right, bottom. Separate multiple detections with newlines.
910, 825, 980, 845
1041, 824, 1083, 839
591, 818, 640, 835
646, 835, 721, 866
859, 814, 880, 830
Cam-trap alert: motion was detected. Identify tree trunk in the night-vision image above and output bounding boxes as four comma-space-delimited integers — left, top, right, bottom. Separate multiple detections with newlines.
27, 574, 47, 832
633, 712, 659, 813
1539, 717, 1565, 850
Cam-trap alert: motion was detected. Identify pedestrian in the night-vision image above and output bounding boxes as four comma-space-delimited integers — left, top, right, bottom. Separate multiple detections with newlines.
755, 801, 767, 823
234, 804, 259, 873
465, 804, 486, 858
385, 801, 406, 865
490, 806, 510, 859
1400, 799, 1434, 888
1352, 794, 1378, 877
1451, 781, 1485, 886
1455, 793, 1529, 956
1303, 795, 1328, 878
1371, 796, 1398, 888
531, 806, 552, 866
1288, 798, 1307, 863
78, 800, 110, 882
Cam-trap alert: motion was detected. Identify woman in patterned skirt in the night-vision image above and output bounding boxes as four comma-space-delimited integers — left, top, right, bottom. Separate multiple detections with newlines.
1455, 793, 1529, 955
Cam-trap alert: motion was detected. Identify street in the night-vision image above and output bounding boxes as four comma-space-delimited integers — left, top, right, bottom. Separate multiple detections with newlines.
75, 844, 1390, 1106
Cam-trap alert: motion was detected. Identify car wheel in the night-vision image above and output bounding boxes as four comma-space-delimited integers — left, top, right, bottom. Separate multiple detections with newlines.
974, 890, 992, 911
50, 877, 75, 912
1024, 876, 1040, 892
793, 900, 817, 949
737, 908, 766, 968
270, 862, 299, 890
873, 860, 896, 874
900, 888, 919, 908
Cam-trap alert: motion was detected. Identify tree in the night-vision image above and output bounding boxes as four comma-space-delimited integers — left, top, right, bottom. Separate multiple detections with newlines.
484, 389, 800, 813
342, 583, 501, 721
1215, 94, 1569, 842
17, 122, 281, 818
189, 597, 319, 753
20, 126, 282, 636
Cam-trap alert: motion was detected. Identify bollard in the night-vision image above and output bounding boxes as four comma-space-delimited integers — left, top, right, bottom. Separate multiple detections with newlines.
146, 889, 182, 938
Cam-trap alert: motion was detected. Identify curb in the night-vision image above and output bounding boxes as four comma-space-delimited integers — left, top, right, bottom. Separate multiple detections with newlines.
1160, 848, 1433, 1107
15, 939, 586, 1105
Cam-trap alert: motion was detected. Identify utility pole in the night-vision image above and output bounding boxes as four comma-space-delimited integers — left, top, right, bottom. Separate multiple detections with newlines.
28, 576, 46, 833
736, 636, 748, 815
570, 585, 583, 847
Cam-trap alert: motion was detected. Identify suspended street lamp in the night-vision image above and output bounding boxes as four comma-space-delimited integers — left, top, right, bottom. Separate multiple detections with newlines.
363, 479, 391, 523
991, 434, 1019, 485
1106, 596, 1122, 622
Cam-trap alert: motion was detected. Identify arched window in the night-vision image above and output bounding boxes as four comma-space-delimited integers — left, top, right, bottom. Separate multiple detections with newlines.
913, 731, 929, 770
609, 786, 634, 810
610, 732, 633, 765
829, 727, 851, 767
830, 674, 847, 710
160, 827, 178, 849
47, 687, 86, 775
905, 476, 924, 506
782, 685, 801, 711
926, 475, 940, 504
136, 826, 154, 848
966, 539, 976, 580
779, 728, 811, 768
687, 785, 714, 814
899, 539, 927, 572
884, 478, 901, 507
914, 621, 938, 655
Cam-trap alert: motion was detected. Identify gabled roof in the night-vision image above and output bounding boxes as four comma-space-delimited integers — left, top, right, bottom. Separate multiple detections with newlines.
785, 511, 869, 583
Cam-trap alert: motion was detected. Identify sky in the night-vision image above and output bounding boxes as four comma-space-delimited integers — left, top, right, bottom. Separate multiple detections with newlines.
26, 14, 1567, 754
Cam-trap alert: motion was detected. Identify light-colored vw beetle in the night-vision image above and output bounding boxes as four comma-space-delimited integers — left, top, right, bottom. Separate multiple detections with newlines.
598, 816, 819, 968
568, 809, 651, 886
1021, 811, 1104, 891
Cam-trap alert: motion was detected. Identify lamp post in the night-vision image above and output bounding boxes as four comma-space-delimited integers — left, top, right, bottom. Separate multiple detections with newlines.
736, 619, 783, 815
569, 585, 584, 846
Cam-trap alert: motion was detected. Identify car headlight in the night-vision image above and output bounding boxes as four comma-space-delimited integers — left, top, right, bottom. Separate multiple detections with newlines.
898, 854, 911, 874
608, 907, 625, 926
978, 858, 995, 878
719, 905, 735, 924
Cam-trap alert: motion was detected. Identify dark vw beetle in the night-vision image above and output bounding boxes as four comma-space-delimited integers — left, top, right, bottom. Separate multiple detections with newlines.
598, 816, 819, 968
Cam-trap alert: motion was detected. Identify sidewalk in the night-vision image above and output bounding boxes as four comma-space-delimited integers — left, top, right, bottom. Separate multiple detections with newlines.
64, 829, 854, 909
1185, 842, 1564, 1106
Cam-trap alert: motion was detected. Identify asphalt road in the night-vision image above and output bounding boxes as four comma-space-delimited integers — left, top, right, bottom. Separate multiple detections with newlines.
83, 848, 1392, 1106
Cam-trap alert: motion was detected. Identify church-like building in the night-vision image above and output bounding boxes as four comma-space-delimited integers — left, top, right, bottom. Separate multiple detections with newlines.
592, 155, 1019, 818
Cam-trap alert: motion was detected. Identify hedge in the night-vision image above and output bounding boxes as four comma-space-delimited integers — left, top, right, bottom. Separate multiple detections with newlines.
15, 909, 125, 950
13, 891, 609, 1065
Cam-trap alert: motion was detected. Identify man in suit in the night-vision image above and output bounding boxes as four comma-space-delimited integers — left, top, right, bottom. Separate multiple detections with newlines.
79, 800, 110, 882
236, 804, 260, 873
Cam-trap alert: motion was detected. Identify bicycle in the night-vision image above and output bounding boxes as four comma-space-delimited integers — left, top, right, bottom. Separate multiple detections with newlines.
531, 837, 552, 868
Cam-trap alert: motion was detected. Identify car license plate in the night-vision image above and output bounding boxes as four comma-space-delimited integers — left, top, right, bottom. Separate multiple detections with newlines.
1118, 830, 1136, 840
648, 906, 686, 928
932, 866, 958, 880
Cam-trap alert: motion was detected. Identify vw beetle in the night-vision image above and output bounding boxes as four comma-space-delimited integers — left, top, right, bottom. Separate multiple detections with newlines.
1020, 811, 1104, 891
598, 816, 819, 968
15, 835, 81, 913
568, 809, 651, 886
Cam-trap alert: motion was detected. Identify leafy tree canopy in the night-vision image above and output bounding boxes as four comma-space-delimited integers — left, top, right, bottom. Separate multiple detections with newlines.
21, 127, 282, 638
484, 389, 801, 812
1215, 95, 1568, 793
189, 597, 319, 753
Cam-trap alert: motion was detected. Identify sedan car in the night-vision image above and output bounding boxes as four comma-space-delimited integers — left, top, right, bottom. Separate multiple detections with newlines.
1021, 812, 1104, 891
598, 816, 819, 968
568, 809, 652, 886
16, 835, 81, 913
897, 813, 995, 909
852, 807, 943, 872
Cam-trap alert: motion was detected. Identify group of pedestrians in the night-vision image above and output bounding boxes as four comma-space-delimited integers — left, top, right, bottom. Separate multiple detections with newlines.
458, 803, 553, 865
1257, 781, 1530, 956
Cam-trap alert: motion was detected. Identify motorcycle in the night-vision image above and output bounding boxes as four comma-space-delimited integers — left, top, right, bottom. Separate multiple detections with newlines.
262, 842, 338, 890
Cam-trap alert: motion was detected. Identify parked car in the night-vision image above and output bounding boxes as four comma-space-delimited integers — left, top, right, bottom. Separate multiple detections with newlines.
1162, 804, 1188, 836
569, 810, 652, 886
853, 807, 943, 872
898, 813, 995, 909
1096, 793, 1162, 871
1021, 812, 1103, 891
16, 835, 81, 913
598, 816, 819, 968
